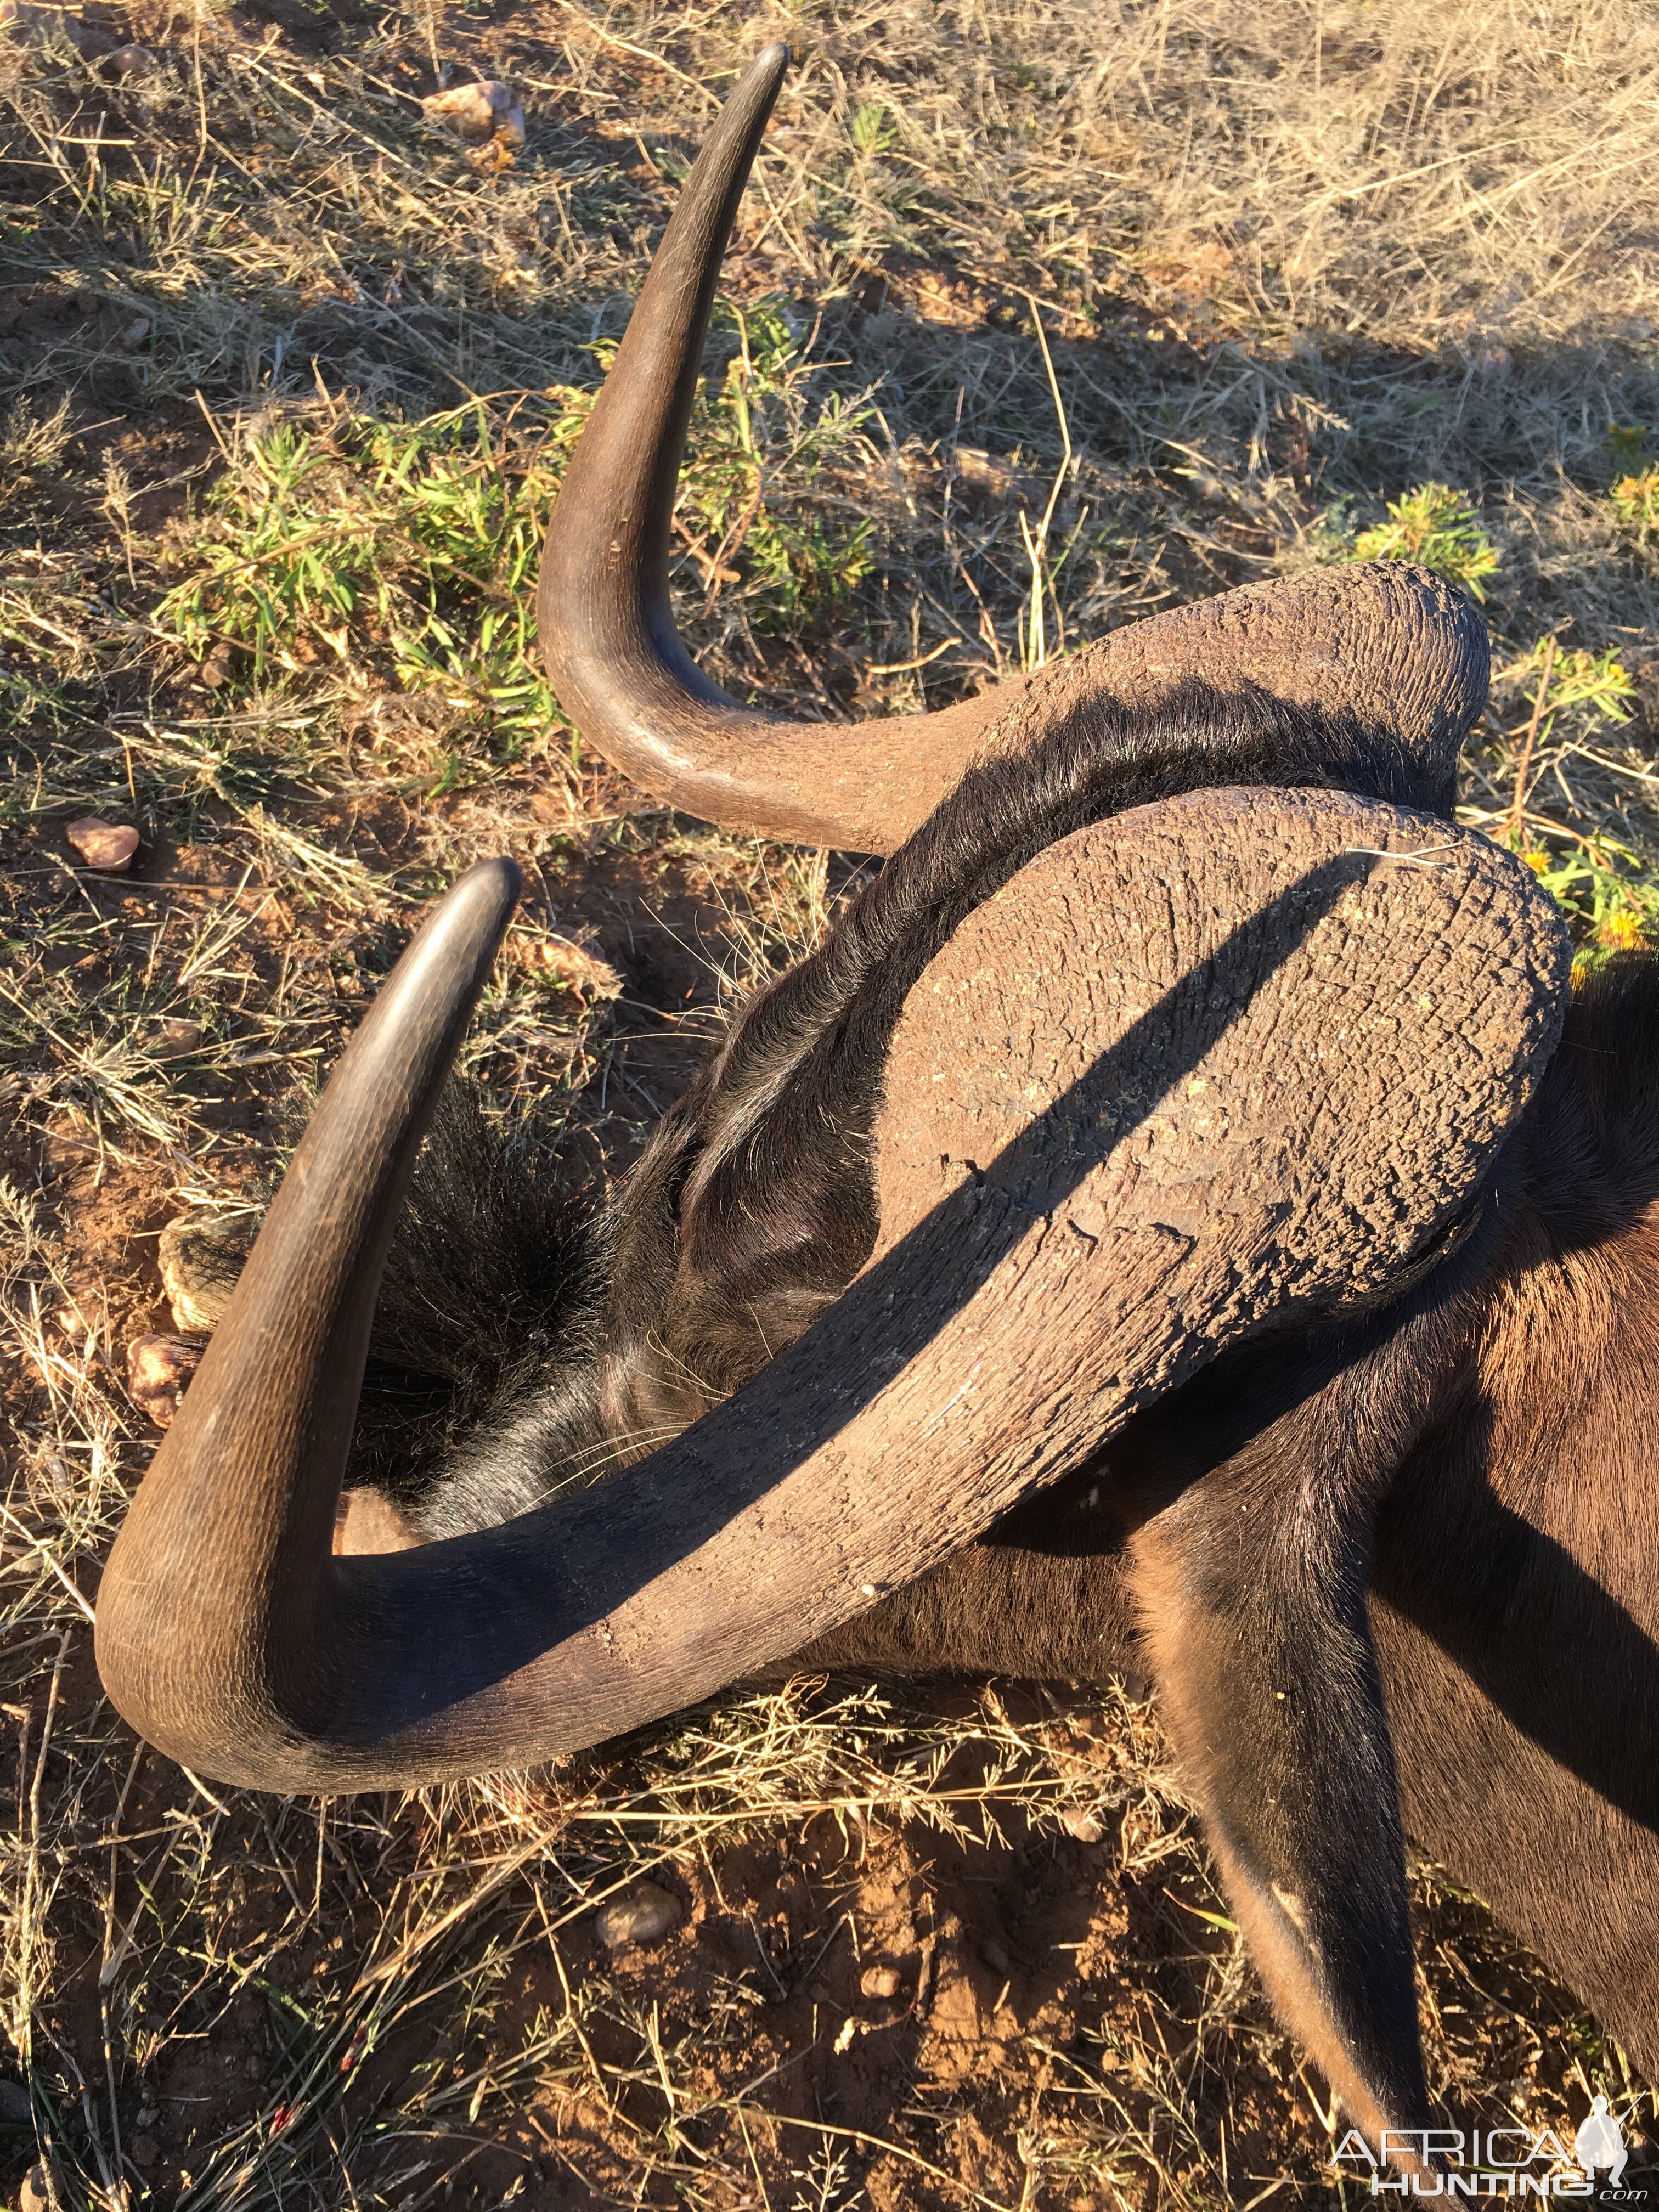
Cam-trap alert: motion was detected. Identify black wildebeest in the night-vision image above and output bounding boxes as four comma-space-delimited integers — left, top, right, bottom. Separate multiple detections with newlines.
95, 43, 1659, 2177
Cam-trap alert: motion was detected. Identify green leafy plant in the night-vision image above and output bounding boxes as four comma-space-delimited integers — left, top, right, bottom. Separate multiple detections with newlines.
360, 410, 562, 733
1598, 422, 1656, 543
1514, 639, 1638, 727
1349, 481, 1501, 600
157, 306, 876, 742
670, 301, 877, 633
1503, 637, 1651, 967
156, 402, 568, 754
1609, 467, 1659, 543
849, 100, 896, 155
1523, 837, 1659, 969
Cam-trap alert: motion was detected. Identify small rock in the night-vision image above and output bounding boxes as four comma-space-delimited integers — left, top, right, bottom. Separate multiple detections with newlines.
859, 1963, 901, 2000
66, 816, 139, 872
198, 638, 247, 689
593, 1881, 680, 1950
106, 40, 153, 69
129, 2135, 159, 2168
980, 1939, 1010, 1977
43, 1124, 95, 1171
20, 2162, 58, 2212
1062, 1807, 1105, 1844
120, 314, 151, 346
126, 1333, 205, 1428
924, 1961, 984, 2041
135, 2106, 158, 2129
421, 77, 524, 145
0, 2077, 31, 2124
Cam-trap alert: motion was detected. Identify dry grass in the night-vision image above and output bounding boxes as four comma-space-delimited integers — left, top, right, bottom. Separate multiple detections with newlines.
4, 0, 1659, 2204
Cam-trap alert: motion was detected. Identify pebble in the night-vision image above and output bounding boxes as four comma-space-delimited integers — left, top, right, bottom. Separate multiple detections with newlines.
420, 78, 524, 145
65, 816, 139, 872
594, 1881, 680, 1949
0, 2078, 31, 2124
20, 2163, 56, 2212
859, 1963, 901, 2000
199, 639, 246, 689
1062, 1807, 1106, 1844
126, 1333, 204, 1428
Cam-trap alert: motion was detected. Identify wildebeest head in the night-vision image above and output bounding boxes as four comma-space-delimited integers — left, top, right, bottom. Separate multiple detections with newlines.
92, 43, 1571, 1801
89, 52, 1594, 2169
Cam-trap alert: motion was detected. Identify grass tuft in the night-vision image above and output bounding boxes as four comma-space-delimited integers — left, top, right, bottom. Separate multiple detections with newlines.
156, 399, 565, 752
1349, 481, 1502, 601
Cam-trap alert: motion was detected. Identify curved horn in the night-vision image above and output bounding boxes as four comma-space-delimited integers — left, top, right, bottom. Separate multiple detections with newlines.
536, 46, 1489, 854
95, 799, 1567, 1791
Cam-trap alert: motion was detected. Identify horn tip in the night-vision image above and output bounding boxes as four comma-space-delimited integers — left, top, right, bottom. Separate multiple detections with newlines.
441, 855, 523, 964
752, 38, 791, 78
452, 853, 523, 922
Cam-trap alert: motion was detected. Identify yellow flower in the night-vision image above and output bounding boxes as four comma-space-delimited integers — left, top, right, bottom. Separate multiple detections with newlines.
1596, 907, 1649, 952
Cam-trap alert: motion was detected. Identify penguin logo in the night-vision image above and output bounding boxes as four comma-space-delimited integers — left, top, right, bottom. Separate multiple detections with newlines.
1575, 2096, 1629, 2188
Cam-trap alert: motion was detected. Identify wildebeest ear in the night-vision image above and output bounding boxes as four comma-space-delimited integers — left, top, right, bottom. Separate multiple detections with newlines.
1131, 1431, 1430, 2155
94, 789, 1567, 1796
537, 44, 1488, 852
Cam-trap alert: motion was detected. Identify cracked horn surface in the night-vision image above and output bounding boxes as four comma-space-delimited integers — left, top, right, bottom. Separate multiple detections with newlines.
869, 786, 1568, 1424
